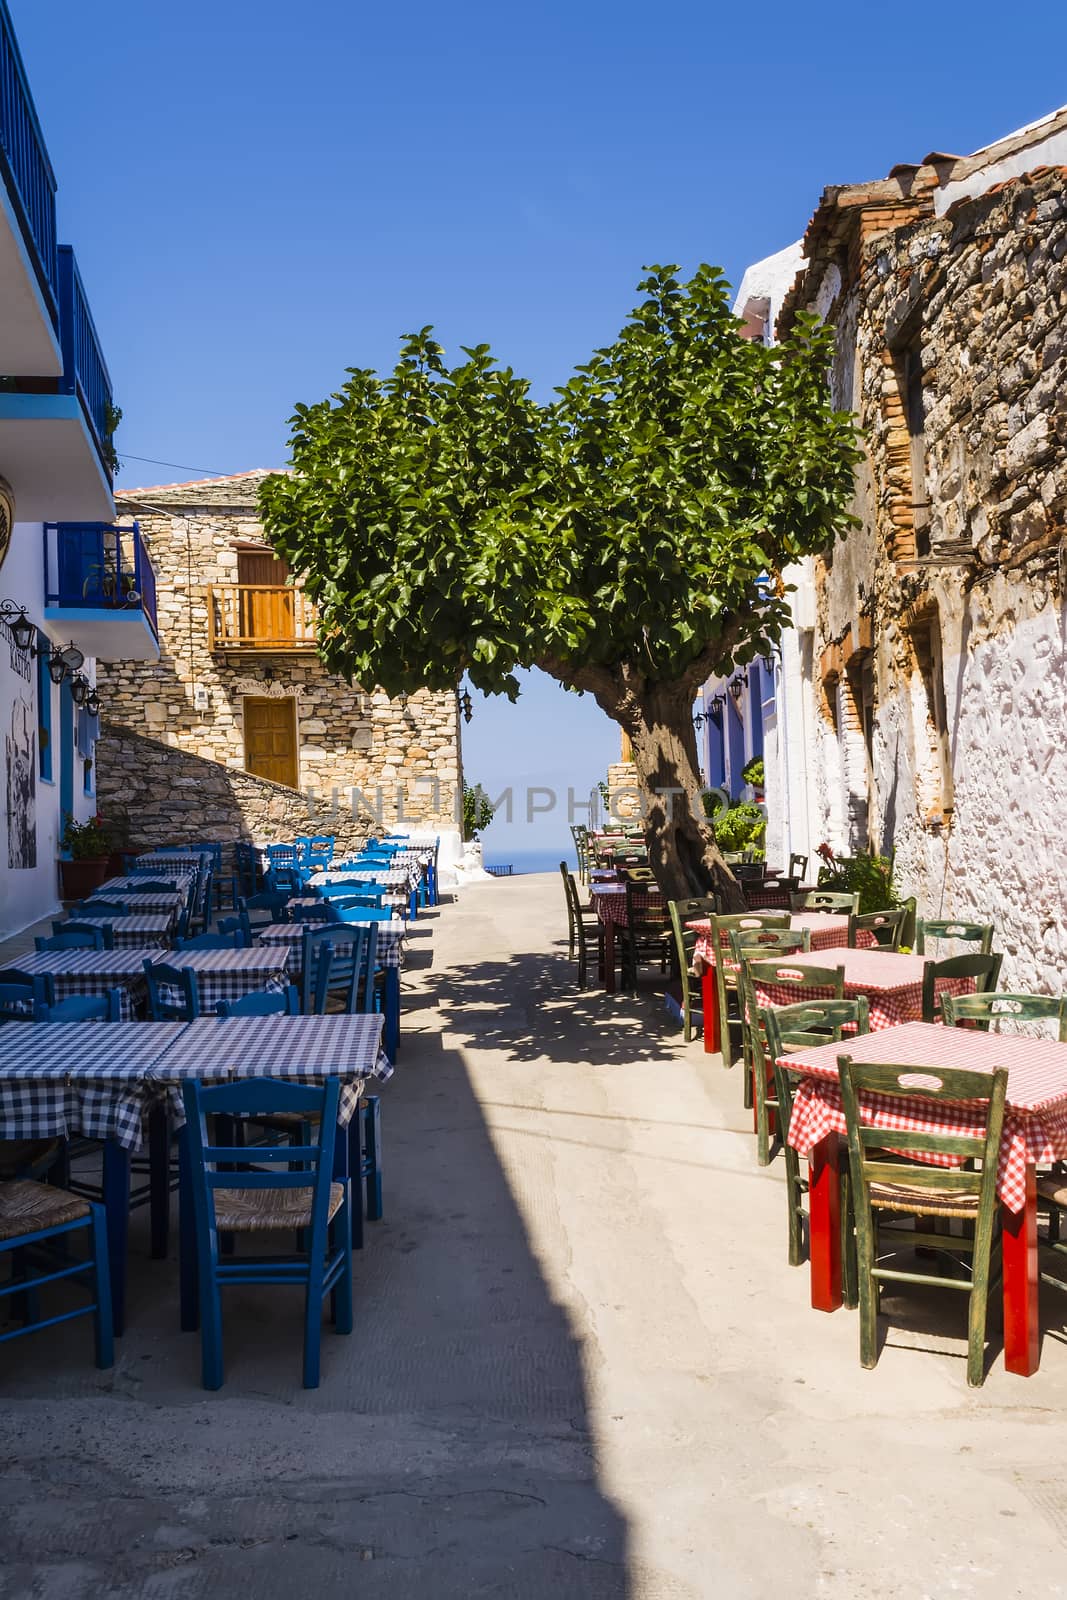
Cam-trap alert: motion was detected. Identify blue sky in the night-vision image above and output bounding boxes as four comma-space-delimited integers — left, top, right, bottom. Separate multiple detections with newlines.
12, 0, 1067, 865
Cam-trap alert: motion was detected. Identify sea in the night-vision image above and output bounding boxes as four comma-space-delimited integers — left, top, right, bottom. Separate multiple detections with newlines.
483, 846, 571, 876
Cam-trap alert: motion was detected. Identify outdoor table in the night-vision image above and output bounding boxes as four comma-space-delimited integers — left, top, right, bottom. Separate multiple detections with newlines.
96, 873, 193, 897
73, 913, 176, 950
749, 947, 973, 1031
591, 883, 662, 995
87, 890, 186, 917
0, 1019, 188, 1333
256, 918, 407, 1056
3, 946, 171, 1019
310, 866, 420, 917
145, 947, 290, 1011
687, 915, 878, 1055
781, 1020, 1067, 1377
135, 850, 212, 875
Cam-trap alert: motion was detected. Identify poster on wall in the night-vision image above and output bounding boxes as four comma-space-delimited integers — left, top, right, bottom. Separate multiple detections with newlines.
6, 691, 36, 869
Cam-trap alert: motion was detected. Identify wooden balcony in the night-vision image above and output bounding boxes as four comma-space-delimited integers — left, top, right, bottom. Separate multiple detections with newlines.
207, 584, 318, 651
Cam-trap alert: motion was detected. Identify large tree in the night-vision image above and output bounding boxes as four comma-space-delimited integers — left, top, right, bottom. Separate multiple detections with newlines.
259, 264, 858, 904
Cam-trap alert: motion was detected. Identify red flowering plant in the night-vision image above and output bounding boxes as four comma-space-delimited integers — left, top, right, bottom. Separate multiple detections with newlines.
60, 812, 117, 860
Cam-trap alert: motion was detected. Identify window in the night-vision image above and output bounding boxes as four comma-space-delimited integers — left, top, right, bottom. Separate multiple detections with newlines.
901, 341, 930, 558
906, 604, 954, 826
37, 629, 53, 782
236, 548, 293, 644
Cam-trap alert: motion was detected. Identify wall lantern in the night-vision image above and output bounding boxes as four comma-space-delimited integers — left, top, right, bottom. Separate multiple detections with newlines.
85, 687, 101, 717
709, 693, 726, 714
460, 689, 473, 724
729, 671, 749, 705
70, 673, 89, 707
47, 650, 68, 685
0, 600, 36, 654
692, 709, 708, 730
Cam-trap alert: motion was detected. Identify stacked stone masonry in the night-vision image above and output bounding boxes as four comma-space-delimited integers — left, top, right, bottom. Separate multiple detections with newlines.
96, 473, 462, 853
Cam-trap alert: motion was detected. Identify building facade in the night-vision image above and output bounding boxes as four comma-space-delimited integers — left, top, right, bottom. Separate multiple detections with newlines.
94, 473, 463, 854
748, 105, 1067, 988
0, 0, 155, 940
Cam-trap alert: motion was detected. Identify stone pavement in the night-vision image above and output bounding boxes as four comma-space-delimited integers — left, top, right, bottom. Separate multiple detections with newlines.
1, 875, 1067, 1597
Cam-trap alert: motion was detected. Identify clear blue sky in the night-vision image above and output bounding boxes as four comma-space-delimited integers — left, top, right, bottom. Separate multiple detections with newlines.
13, 0, 1066, 865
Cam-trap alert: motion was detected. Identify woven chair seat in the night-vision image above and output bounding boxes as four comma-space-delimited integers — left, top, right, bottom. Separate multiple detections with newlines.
1037, 1175, 1067, 1209
0, 1179, 91, 1241
0, 1139, 61, 1181
870, 1181, 980, 1219
213, 1182, 345, 1233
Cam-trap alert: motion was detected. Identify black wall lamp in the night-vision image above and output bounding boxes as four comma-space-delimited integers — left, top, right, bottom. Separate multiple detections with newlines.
0, 600, 36, 654
459, 689, 473, 724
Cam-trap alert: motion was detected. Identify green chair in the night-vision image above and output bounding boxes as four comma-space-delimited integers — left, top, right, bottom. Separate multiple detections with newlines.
848, 907, 909, 951
921, 952, 1003, 1023
570, 825, 590, 885
707, 913, 790, 1069
788, 853, 809, 883
916, 920, 995, 956
667, 897, 718, 1043
763, 999, 869, 1279
838, 1053, 1007, 1386
620, 879, 672, 993
559, 863, 602, 989
790, 890, 860, 915
942, 991, 1067, 1039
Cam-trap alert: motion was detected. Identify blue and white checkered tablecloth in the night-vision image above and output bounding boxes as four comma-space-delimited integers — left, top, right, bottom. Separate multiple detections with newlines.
135, 851, 213, 875
99, 873, 195, 894
256, 920, 408, 974
86, 890, 186, 916
145, 948, 290, 1011
310, 867, 414, 890
3, 947, 171, 1020
0, 1021, 188, 1148
74, 914, 176, 950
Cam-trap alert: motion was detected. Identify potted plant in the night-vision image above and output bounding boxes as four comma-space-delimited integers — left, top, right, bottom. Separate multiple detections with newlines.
58, 812, 115, 899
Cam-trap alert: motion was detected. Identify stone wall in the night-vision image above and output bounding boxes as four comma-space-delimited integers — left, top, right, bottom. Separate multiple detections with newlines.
606, 761, 640, 819
805, 166, 1067, 990
96, 474, 462, 843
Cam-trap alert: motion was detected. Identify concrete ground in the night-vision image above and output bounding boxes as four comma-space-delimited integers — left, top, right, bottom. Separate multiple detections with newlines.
2, 873, 1067, 1598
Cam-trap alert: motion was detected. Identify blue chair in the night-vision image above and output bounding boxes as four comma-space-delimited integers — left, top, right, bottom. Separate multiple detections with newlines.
39, 988, 122, 1023
123, 880, 177, 895
0, 1182, 113, 1368
317, 879, 385, 901
52, 920, 115, 949
215, 986, 301, 1018
175, 929, 248, 951
232, 840, 260, 904
329, 891, 385, 912
0, 974, 49, 1023
143, 961, 201, 1021
180, 1076, 353, 1389
76, 899, 129, 917
36, 928, 105, 951
239, 891, 292, 932
295, 835, 335, 871
289, 901, 329, 923
300, 925, 378, 1015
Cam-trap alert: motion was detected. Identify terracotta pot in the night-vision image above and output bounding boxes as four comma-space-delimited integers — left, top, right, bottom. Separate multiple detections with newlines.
58, 856, 111, 901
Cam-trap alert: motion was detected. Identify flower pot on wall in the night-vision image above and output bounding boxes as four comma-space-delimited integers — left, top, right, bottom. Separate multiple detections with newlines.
58, 857, 110, 900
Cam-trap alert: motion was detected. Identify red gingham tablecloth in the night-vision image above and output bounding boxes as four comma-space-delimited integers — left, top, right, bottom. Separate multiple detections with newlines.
592, 885, 662, 929
782, 1021, 1067, 1212
688, 913, 874, 975
748, 947, 970, 1032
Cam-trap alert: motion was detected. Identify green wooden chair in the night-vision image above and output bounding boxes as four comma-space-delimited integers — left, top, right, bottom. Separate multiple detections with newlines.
730, 927, 812, 1134
570, 825, 590, 885
848, 907, 909, 951
621, 879, 673, 993
788, 853, 809, 883
790, 890, 860, 915
916, 920, 995, 956
921, 952, 1003, 1023
558, 863, 602, 989
942, 991, 1067, 1039
667, 897, 719, 1043
739, 952, 843, 1166
707, 912, 790, 1070
763, 999, 869, 1288
838, 1054, 1008, 1387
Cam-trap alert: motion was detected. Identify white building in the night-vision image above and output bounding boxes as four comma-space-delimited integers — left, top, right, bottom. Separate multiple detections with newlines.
0, 4, 158, 939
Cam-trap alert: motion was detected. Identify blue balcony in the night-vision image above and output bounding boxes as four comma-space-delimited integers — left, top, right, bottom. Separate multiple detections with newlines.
43, 521, 160, 662
0, 0, 62, 374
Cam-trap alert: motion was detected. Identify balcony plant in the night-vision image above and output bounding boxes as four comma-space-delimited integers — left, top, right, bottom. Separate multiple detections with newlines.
58, 811, 116, 899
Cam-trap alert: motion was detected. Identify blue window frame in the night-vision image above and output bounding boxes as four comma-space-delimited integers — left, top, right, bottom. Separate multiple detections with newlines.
36, 629, 53, 782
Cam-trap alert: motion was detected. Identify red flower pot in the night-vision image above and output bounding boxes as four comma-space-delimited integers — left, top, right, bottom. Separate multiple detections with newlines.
58, 857, 111, 901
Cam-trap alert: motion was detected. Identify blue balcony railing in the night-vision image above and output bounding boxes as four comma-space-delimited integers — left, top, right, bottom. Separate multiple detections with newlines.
44, 522, 158, 640
0, 0, 58, 321
57, 247, 113, 473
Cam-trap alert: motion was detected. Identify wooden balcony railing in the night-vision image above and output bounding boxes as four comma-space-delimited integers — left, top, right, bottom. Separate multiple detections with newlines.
207, 584, 318, 650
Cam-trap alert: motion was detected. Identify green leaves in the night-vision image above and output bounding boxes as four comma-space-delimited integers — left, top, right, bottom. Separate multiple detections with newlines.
259, 264, 859, 701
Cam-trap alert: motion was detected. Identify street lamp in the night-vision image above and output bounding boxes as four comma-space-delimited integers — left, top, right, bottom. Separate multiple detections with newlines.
460, 689, 473, 725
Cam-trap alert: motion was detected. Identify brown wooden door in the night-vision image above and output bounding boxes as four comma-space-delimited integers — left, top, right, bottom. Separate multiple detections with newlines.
237, 549, 293, 644
243, 696, 298, 788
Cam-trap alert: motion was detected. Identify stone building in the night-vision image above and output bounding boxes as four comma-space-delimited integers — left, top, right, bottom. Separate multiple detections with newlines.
758, 105, 1067, 989
95, 472, 462, 855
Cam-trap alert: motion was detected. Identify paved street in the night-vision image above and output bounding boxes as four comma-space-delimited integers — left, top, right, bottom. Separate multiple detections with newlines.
2, 876, 1066, 1598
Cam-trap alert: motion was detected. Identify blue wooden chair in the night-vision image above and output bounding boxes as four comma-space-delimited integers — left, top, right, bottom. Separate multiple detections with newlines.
53, 920, 115, 948
123, 879, 177, 895
39, 988, 123, 1023
0, 1181, 113, 1368
288, 901, 328, 923
0, 974, 49, 1023
239, 891, 292, 933
143, 961, 201, 1021
328, 892, 385, 914
36, 928, 105, 951
175, 930, 247, 951
300, 925, 378, 1015
76, 899, 128, 918
180, 1076, 353, 1389
215, 987, 301, 1018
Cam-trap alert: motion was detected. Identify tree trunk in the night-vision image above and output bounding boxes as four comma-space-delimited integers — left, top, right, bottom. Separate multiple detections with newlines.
622, 683, 747, 910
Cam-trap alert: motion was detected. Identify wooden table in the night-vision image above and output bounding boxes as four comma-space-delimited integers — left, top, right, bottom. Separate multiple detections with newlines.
591, 883, 662, 994
781, 1021, 1067, 1377
74, 913, 176, 950
3, 947, 171, 1019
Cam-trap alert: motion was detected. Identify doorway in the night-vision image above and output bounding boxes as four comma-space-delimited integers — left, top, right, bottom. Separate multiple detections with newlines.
243, 696, 298, 789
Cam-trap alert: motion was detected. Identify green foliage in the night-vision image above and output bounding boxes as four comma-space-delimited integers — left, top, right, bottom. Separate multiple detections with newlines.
462, 782, 495, 841
741, 756, 764, 788
258, 265, 860, 704
709, 801, 766, 857
817, 850, 897, 914
102, 402, 123, 477
61, 812, 115, 860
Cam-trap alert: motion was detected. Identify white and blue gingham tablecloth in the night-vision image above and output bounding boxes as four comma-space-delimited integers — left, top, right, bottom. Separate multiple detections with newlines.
255, 920, 408, 974
145, 948, 291, 1010
3, 947, 171, 1020
74, 914, 176, 950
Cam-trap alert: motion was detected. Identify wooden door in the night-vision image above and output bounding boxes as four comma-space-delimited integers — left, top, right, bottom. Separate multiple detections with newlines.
237, 549, 292, 644
243, 696, 298, 788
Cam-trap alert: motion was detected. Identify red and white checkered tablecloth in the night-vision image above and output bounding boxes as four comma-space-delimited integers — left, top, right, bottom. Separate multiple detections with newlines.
748, 948, 971, 1032
688, 913, 873, 975
592, 885, 662, 929
782, 1020, 1067, 1212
